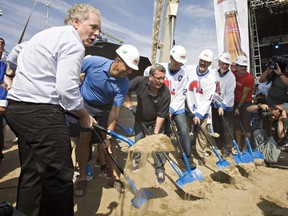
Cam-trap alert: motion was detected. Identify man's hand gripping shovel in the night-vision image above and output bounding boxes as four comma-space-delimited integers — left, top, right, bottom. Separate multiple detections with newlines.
129, 107, 204, 189
93, 124, 153, 209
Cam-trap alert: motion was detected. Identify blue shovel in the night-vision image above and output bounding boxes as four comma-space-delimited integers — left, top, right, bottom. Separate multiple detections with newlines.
220, 115, 254, 164
116, 124, 135, 136
93, 124, 153, 208
198, 125, 231, 170
239, 120, 264, 160
129, 108, 204, 188
168, 119, 205, 179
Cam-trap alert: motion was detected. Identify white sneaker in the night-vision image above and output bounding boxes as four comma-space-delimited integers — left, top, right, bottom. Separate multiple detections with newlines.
156, 172, 165, 184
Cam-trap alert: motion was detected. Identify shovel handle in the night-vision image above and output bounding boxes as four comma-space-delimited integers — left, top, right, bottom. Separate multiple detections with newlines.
93, 124, 135, 147
129, 107, 150, 134
129, 107, 186, 178
168, 118, 191, 171
239, 119, 254, 153
198, 125, 223, 161
92, 127, 138, 193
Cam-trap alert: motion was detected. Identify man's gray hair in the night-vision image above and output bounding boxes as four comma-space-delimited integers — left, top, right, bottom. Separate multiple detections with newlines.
149, 63, 166, 76
64, 4, 101, 25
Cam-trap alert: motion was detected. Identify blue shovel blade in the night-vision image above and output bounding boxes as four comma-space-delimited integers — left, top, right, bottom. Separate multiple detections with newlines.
216, 160, 231, 170
241, 151, 255, 163
243, 149, 264, 159
233, 152, 254, 164
190, 167, 204, 182
175, 171, 197, 188
232, 153, 243, 164
131, 188, 153, 208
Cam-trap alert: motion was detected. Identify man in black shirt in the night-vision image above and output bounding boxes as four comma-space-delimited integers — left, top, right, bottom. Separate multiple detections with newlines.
124, 63, 171, 184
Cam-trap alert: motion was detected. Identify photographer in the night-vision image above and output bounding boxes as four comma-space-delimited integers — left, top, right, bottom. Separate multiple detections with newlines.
247, 103, 288, 143
259, 57, 288, 107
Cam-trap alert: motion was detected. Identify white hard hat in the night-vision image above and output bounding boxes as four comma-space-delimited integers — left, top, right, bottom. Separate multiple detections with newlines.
116, 44, 140, 70
170, 45, 187, 64
199, 49, 214, 62
219, 52, 232, 64
235, 55, 248, 66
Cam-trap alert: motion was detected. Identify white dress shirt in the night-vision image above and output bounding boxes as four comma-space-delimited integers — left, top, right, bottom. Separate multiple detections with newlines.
8, 25, 85, 111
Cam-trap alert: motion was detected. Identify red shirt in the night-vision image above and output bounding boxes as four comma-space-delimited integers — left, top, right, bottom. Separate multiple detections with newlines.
233, 71, 254, 103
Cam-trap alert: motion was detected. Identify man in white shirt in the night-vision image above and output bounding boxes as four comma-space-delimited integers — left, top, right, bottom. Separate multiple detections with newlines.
211, 52, 236, 158
4, 4, 100, 216
186, 49, 216, 166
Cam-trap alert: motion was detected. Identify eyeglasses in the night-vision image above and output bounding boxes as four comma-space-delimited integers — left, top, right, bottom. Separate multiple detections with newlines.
238, 65, 247, 68
152, 74, 165, 81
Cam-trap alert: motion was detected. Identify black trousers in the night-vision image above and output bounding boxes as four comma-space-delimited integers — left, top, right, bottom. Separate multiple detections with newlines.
5, 101, 74, 216
212, 107, 234, 152
0, 114, 4, 160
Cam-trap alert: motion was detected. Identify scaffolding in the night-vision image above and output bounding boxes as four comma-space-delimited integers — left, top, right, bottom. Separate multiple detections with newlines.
249, 0, 288, 77
249, 8, 262, 77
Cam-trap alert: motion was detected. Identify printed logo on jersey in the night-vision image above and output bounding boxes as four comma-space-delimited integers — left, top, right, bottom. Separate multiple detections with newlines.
215, 81, 221, 95
178, 75, 183, 82
188, 80, 203, 94
191, 104, 197, 113
163, 79, 176, 95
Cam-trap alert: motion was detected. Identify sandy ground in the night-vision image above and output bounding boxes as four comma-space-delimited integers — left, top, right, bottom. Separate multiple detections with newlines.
1, 135, 288, 216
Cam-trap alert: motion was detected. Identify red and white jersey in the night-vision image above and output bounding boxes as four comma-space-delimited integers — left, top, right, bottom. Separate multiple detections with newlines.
185, 65, 215, 119
212, 68, 236, 110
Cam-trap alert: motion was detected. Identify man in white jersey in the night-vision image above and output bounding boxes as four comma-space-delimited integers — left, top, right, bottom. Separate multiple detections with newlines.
211, 52, 236, 158
4, 4, 100, 216
144, 45, 196, 168
186, 49, 216, 166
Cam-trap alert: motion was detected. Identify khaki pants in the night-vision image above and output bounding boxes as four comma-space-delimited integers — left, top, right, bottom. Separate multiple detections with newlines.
194, 118, 214, 158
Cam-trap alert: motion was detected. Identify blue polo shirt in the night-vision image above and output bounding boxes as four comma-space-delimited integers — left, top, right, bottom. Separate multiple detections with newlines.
0, 61, 7, 106
80, 56, 129, 107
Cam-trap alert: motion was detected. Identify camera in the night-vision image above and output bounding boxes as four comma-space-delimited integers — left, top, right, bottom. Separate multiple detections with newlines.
255, 93, 266, 104
266, 56, 288, 83
258, 107, 282, 120
268, 56, 288, 71
268, 59, 276, 69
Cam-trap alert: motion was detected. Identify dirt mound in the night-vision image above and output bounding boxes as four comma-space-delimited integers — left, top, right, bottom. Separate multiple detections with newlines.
1, 140, 288, 216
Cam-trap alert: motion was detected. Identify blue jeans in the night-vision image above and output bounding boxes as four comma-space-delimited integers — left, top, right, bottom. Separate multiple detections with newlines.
133, 121, 166, 174
173, 113, 193, 157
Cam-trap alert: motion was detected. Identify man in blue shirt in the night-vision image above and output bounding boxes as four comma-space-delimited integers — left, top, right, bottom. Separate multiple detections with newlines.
75, 44, 140, 195
0, 40, 7, 161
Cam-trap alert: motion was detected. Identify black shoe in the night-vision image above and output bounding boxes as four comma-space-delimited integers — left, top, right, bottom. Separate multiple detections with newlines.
131, 164, 140, 172
189, 161, 197, 169
198, 157, 205, 166
156, 171, 165, 184
186, 157, 197, 169
222, 152, 231, 159
221, 148, 232, 159
131, 159, 140, 172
